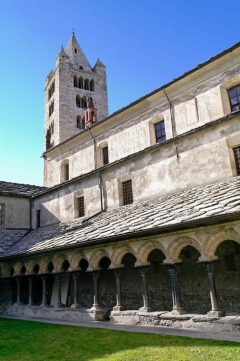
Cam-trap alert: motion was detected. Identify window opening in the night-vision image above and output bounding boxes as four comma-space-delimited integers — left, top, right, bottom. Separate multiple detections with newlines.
36, 209, 40, 228
0, 204, 5, 228
154, 120, 166, 143
102, 146, 109, 165
233, 146, 240, 175
228, 85, 240, 112
122, 180, 133, 205
77, 196, 85, 217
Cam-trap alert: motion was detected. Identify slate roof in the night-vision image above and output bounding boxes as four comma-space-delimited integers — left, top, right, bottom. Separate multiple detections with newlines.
0, 230, 29, 256
0, 181, 46, 197
1, 177, 240, 259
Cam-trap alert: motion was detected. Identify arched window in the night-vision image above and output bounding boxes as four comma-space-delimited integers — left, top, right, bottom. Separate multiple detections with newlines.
82, 96, 87, 108
76, 95, 81, 108
78, 77, 83, 89
73, 75, 78, 87
84, 79, 89, 90
90, 79, 94, 91
77, 116, 85, 130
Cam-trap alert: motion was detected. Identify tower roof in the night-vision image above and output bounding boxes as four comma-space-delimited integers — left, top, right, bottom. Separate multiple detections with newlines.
65, 33, 91, 69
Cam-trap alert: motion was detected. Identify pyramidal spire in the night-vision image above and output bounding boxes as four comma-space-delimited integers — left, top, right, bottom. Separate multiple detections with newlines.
65, 33, 91, 69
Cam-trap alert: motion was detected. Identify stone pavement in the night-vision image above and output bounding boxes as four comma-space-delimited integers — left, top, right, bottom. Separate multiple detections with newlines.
1, 314, 240, 343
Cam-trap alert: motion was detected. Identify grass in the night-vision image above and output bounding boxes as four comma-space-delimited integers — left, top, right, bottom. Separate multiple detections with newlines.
0, 319, 239, 361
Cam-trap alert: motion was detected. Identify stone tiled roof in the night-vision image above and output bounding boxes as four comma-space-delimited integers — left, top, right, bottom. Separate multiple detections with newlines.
0, 181, 46, 197
2, 177, 240, 259
0, 230, 29, 255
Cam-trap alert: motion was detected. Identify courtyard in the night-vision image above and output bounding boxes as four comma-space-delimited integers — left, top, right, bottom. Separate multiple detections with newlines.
0, 318, 239, 361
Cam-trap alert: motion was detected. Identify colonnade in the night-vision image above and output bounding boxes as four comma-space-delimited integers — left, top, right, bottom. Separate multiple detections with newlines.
10, 261, 222, 317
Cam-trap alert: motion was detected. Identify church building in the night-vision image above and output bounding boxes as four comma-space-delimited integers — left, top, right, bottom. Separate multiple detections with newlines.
0, 34, 240, 331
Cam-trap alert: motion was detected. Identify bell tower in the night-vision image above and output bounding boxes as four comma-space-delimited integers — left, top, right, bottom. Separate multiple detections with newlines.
44, 33, 108, 150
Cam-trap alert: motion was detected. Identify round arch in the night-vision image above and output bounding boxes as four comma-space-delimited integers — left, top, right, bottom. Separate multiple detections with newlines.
167, 236, 202, 263
137, 241, 167, 265
203, 229, 240, 258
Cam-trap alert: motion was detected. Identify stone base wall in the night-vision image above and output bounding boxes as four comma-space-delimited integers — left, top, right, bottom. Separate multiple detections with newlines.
110, 310, 240, 333
4, 305, 108, 322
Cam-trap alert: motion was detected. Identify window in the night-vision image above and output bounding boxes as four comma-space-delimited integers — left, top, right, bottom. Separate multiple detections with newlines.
78, 77, 83, 89
76, 95, 81, 108
0, 203, 5, 228
102, 146, 109, 165
84, 79, 89, 90
154, 120, 166, 143
77, 196, 85, 217
90, 79, 95, 91
49, 100, 54, 117
64, 163, 69, 181
73, 75, 78, 87
228, 85, 240, 112
122, 180, 133, 205
77, 116, 85, 130
233, 146, 240, 175
36, 209, 40, 228
48, 81, 55, 100
74, 48, 77, 54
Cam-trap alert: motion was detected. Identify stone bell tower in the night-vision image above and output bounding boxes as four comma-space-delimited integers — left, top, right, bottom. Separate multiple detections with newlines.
44, 33, 108, 150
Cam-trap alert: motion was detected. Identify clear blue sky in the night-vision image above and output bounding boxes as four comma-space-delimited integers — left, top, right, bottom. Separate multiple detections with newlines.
0, 0, 239, 186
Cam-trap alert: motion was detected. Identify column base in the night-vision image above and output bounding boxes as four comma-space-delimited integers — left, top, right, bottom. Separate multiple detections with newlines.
71, 303, 81, 309
207, 310, 224, 317
40, 303, 48, 308
139, 306, 151, 312
13, 302, 23, 306
171, 308, 185, 315
112, 305, 123, 312
89, 305, 106, 321
27, 302, 33, 307
55, 303, 65, 308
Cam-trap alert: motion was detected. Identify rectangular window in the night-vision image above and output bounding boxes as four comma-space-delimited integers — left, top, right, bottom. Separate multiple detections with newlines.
65, 163, 69, 181
0, 203, 5, 228
233, 146, 240, 175
102, 146, 109, 165
77, 196, 85, 217
36, 209, 40, 228
154, 120, 166, 143
122, 180, 133, 205
228, 85, 240, 112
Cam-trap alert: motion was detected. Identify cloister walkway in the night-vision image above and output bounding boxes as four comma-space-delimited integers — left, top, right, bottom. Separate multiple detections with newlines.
1, 314, 240, 343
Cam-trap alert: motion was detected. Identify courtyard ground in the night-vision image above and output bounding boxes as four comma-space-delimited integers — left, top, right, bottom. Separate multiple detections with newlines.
0, 318, 239, 361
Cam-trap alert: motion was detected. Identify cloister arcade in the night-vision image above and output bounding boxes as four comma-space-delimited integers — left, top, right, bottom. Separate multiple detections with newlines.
1, 227, 240, 320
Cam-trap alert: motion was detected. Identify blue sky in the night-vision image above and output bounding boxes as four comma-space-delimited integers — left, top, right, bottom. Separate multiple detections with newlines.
0, 0, 239, 185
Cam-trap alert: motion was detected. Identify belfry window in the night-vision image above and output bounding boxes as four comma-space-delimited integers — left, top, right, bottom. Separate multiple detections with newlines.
154, 120, 166, 143
233, 146, 240, 175
0, 203, 5, 228
122, 180, 133, 205
77, 196, 85, 217
77, 116, 85, 130
228, 85, 240, 112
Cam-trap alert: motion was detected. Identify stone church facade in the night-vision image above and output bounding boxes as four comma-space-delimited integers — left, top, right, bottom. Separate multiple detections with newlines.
0, 35, 240, 330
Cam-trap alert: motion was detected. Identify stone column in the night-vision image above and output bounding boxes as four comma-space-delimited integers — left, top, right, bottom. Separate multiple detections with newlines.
71, 272, 80, 308
41, 275, 47, 307
206, 262, 223, 317
113, 269, 122, 311
56, 274, 64, 308
139, 268, 150, 312
28, 276, 33, 306
92, 271, 100, 310
167, 266, 185, 315
15, 277, 22, 306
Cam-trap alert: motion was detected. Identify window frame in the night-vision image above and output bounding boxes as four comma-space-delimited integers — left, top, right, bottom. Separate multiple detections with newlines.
122, 179, 133, 206
233, 146, 240, 176
228, 84, 240, 113
154, 120, 166, 143
77, 196, 85, 218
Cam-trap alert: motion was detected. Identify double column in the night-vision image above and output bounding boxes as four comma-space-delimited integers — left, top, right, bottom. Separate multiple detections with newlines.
166, 265, 185, 315
205, 262, 222, 317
